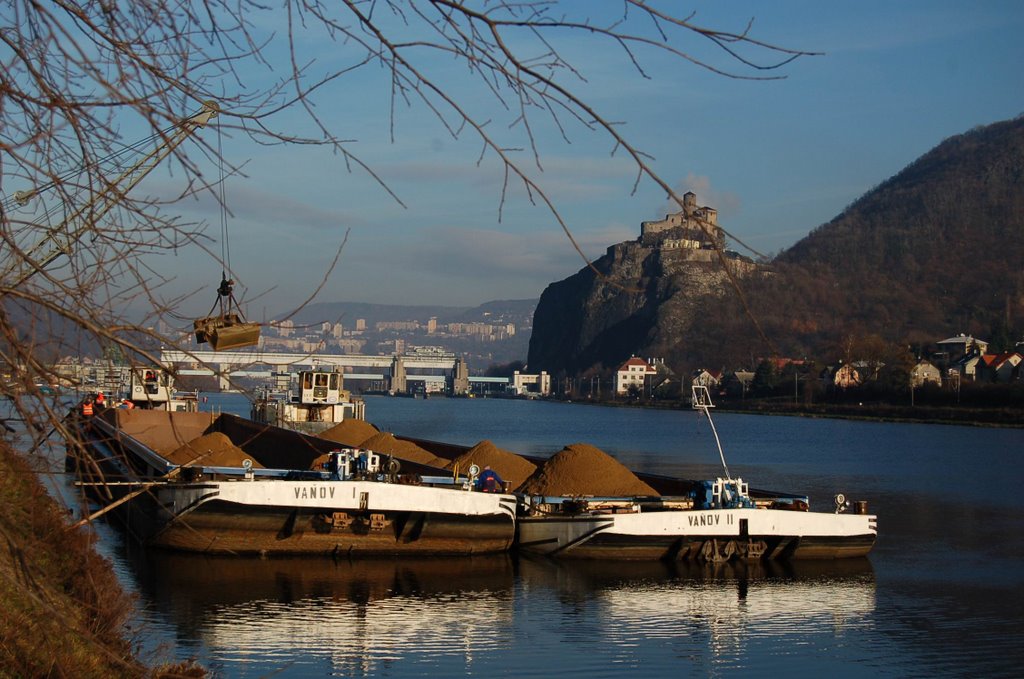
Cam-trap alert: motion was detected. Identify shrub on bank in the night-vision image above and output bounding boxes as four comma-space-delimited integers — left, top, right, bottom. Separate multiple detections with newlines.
0, 440, 202, 677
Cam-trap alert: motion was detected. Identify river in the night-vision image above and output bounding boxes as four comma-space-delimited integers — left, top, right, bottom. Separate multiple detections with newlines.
47, 395, 1024, 676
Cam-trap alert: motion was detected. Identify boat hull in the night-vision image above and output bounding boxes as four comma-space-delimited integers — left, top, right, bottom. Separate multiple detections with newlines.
131, 494, 515, 556
517, 508, 877, 561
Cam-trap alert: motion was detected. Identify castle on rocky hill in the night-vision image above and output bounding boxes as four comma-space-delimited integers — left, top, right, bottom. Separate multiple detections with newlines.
639, 191, 726, 252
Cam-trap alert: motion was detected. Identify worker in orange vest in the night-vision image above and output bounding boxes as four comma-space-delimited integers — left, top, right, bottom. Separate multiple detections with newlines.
94, 391, 106, 409
81, 399, 94, 417
120, 399, 135, 409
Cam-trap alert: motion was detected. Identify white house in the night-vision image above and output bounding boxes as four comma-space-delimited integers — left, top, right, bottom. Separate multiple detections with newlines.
615, 357, 659, 396
936, 334, 988, 364
910, 361, 942, 388
691, 368, 723, 389
978, 353, 1022, 382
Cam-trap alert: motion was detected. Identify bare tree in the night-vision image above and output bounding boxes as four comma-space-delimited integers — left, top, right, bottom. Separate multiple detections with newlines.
0, 3, 815, 467
1, 1, 815, 671
1, 2, 811, 411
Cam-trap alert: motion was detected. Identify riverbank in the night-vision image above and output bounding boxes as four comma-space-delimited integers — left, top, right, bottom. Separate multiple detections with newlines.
0, 440, 204, 677
716, 400, 1024, 427
547, 395, 1023, 427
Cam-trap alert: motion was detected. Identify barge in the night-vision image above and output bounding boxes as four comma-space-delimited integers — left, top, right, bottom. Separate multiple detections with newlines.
66, 374, 875, 562
66, 371, 515, 556
512, 386, 876, 560
515, 490, 876, 561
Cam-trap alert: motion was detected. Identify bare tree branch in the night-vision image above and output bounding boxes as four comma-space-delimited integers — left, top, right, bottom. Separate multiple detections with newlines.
1, 0, 810, 526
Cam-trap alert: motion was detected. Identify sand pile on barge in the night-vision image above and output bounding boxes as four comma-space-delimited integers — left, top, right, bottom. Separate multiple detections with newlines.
359, 432, 446, 468
517, 443, 657, 496
166, 432, 263, 468
446, 440, 537, 489
114, 409, 215, 456
319, 419, 379, 446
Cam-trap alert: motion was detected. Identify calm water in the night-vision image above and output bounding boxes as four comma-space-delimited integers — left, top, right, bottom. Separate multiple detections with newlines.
45, 395, 1024, 676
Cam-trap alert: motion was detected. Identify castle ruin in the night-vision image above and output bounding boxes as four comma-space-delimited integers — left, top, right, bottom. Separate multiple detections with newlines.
639, 191, 726, 252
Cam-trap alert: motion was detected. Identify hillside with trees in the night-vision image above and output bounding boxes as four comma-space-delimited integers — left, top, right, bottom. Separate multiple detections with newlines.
529, 116, 1024, 377
775, 115, 1024, 350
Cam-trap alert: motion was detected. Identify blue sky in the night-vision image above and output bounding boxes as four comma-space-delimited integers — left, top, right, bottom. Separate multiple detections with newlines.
148, 1, 1024, 319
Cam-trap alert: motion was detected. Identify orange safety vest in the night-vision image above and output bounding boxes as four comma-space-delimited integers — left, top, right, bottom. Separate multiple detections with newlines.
122, 400, 135, 409
81, 402, 94, 416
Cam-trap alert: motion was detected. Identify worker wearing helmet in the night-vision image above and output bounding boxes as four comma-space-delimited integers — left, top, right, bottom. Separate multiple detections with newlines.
475, 466, 504, 493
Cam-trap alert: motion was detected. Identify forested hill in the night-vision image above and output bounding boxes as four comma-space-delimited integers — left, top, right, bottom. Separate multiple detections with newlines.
774, 115, 1024, 345
528, 115, 1024, 376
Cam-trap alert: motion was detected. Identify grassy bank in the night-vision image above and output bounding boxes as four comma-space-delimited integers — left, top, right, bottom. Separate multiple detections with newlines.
0, 441, 203, 678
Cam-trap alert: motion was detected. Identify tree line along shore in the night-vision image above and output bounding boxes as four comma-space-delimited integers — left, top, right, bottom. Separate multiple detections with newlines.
552, 390, 1024, 428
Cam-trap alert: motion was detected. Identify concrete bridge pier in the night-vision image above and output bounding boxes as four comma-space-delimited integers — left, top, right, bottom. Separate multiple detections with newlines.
218, 364, 232, 391
451, 358, 470, 395
390, 356, 407, 394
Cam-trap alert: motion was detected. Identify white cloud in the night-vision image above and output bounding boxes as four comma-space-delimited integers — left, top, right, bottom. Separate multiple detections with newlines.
396, 221, 635, 284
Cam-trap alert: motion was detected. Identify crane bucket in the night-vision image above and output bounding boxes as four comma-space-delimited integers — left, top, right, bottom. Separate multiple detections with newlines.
193, 314, 261, 351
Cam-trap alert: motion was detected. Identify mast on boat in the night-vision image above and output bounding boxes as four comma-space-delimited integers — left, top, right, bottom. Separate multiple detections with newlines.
691, 385, 730, 480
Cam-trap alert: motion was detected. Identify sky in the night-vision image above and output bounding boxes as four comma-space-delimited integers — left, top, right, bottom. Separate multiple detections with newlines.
125, 1, 1024, 318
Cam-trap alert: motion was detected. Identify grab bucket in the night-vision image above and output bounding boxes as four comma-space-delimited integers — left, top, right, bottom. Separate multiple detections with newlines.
194, 314, 260, 350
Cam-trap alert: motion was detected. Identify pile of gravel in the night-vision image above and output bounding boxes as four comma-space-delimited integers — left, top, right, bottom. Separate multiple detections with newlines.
446, 440, 537, 489
517, 443, 657, 497
165, 432, 263, 468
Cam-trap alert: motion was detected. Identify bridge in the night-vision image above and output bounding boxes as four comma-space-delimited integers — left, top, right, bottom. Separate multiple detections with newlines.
159, 349, 475, 394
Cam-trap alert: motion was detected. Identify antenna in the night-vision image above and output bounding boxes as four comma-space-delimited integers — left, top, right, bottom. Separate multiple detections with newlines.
692, 385, 731, 479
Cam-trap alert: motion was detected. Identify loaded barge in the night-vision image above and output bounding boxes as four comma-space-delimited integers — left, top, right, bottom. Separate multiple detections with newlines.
512, 388, 876, 561
66, 375, 876, 561
66, 370, 515, 556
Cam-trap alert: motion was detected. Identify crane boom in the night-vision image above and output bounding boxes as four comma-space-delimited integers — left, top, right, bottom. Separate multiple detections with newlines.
4, 101, 220, 287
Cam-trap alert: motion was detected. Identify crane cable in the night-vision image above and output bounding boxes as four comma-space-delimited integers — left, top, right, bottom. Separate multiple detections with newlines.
1, 120, 186, 214
205, 121, 241, 320
217, 120, 231, 292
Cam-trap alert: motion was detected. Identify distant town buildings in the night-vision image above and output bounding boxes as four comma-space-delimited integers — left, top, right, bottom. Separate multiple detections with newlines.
511, 370, 551, 397
249, 312, 521, 358
377, 321, 420, 332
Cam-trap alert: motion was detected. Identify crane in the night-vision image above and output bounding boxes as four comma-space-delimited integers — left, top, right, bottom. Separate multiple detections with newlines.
2, 100, 260, 351
2, 100, 220, 288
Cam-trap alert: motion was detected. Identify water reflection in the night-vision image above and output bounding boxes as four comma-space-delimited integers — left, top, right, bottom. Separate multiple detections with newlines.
130, 552, 518, 676
519, 558, 875, 671
126, 550, 875, 677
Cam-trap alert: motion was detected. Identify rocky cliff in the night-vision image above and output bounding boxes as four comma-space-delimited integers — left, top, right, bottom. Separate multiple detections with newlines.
527, 240, 754, 374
